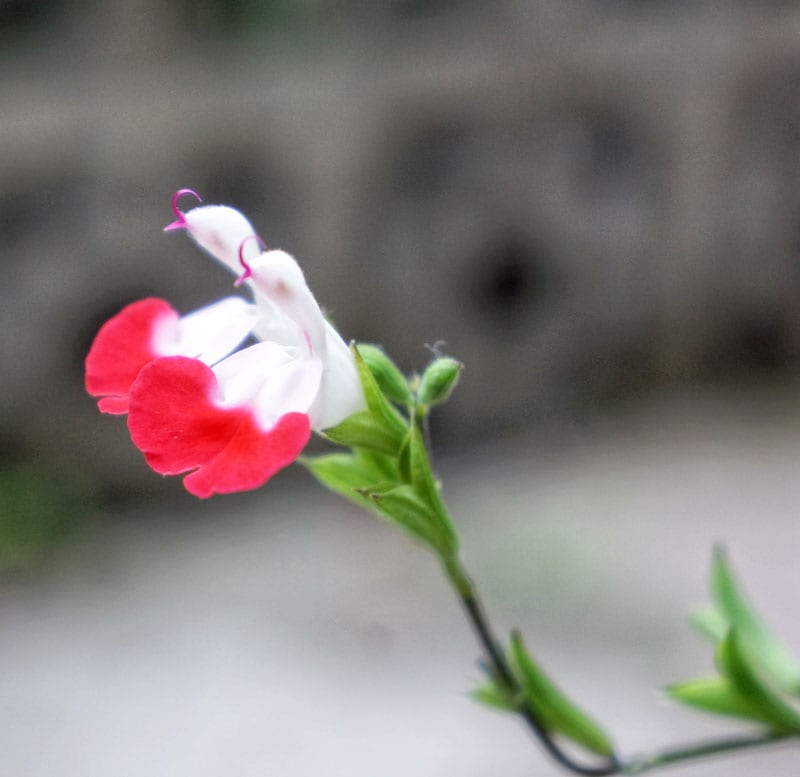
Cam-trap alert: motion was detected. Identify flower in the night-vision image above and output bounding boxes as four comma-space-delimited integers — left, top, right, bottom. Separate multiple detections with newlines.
85, 296, 260, 414
85, 190, 365, 497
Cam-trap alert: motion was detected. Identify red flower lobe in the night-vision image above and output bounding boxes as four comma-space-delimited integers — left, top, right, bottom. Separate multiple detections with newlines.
127, 356, 311, 498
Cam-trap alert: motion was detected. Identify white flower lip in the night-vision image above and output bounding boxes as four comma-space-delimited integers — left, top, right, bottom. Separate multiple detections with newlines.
151, 296, 261, 366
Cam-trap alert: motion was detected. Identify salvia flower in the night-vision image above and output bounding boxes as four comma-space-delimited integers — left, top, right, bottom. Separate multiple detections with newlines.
86, 190, 365, 497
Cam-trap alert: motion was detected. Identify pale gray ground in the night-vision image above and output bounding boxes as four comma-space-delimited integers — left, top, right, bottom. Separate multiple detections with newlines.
1, 388, 799, 776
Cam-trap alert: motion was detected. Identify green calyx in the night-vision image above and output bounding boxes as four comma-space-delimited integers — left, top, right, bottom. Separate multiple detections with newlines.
417, 357, 463, 410
304, 343, 458, 560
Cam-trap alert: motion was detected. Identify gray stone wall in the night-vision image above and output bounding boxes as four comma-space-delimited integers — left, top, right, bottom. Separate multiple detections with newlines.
3, 2, 800, 488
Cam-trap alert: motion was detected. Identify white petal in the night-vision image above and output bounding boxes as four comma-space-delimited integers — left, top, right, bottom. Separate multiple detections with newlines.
212, 342, 323, 431
182, 205, 261, 276
212, 342, 294, 408
251, 294, 306, 351
253, 354, 323, 430
248, 250, 328, 357
308, 322, 366, 429
152, 297, 260, 365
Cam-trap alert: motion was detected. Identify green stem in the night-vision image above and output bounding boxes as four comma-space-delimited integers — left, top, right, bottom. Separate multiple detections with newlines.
443, 554, 621, 776
620, 732, 791, 774
441, 554, 794, 776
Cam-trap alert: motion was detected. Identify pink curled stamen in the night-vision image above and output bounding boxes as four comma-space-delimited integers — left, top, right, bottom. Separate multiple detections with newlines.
164, 188, 202, 232
235, 234, 267, 287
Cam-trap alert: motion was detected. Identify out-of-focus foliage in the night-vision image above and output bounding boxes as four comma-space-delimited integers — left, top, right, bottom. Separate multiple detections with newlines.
669, 549, 800, 733
180, 0, 332, 37
0, 459, 98, 571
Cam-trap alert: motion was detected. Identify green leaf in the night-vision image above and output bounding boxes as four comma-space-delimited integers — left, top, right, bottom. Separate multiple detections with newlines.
357, 447, 402, 483
470, 681, 517, 712
690, 603, 729, 643
352, 343, 408, 441
667, 675, 777, 726
324, 411, 404, 456
355, 343, 412, 406
717, 628, 800, 734
510, 631, 615, 757
711, 546, 800, 694
407, 420, 457, 555
300, 451, 399, 516
368, 484, 451, 554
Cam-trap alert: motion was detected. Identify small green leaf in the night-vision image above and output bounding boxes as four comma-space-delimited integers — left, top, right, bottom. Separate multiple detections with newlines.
357, 447, 402, 483
352, 343, 408, 441
369, 484, 451, 554
667, 675, 776, 726
717, 628, 800, 734
324, 411, 404, 456
711, 547, 800, 694
470, 681, 517, 712
356, 343, 412, 406
510, 631, 615, 757
407, 420, 457, 555
300, 451, 398, 516
690, 603, 729, 643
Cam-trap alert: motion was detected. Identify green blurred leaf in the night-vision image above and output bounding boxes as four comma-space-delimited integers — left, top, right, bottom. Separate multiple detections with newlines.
407, 420, 457, 556
690, 603, 729, 643
356, 343, 412, 406
368, 484, 451, 554
667, 675, 776, 726
324, 411, 404, 456
716, 628, 800, 734
352, 343, 407, 441
510, 631, 615, 757
711, 546, 800, 695
470, 680, 517, 712
300, 450, 398, 516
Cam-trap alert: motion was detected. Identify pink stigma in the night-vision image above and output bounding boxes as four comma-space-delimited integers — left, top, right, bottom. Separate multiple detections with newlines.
235, 234, 266, 287
164, 188, 202, 232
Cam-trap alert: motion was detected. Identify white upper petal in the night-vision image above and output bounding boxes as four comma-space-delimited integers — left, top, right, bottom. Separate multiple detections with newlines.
175, 204, 364, 429
308, 322, 366, 429
212, 341, 323, 430
182, 205, 261, 276
152, 296, 260, 365
248, 250, 328, 357
251, 293, 306, 351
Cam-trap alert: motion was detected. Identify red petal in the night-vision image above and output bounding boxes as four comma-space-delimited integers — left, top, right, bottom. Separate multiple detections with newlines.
127, 356, 311, 498
85, 298, 177, 414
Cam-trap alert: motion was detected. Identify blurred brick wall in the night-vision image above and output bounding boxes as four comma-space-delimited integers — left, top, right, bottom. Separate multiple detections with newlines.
2, 1, 800, 489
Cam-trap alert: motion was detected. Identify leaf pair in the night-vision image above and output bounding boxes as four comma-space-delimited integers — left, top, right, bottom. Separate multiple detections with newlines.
472, 632, 615, 759
668, 548, 800, 733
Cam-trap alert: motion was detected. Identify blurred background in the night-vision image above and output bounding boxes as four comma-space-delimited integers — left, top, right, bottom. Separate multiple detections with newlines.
1, 1, 800, 774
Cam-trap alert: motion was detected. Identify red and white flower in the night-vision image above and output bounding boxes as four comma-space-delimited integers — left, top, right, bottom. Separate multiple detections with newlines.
86, 190, 364, 498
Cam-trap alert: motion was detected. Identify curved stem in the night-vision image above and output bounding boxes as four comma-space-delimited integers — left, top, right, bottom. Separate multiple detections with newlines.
619, 732, 791, 774
443, 555, 621, 776
442, 554, 794, 776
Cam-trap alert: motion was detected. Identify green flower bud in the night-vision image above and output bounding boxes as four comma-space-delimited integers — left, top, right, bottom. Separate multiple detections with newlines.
355, 343, 412, 405
417, 357, 462, 408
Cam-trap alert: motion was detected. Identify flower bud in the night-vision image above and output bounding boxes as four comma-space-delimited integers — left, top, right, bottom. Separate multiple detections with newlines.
356, 344, 412, 405
417, 357, 462, 408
